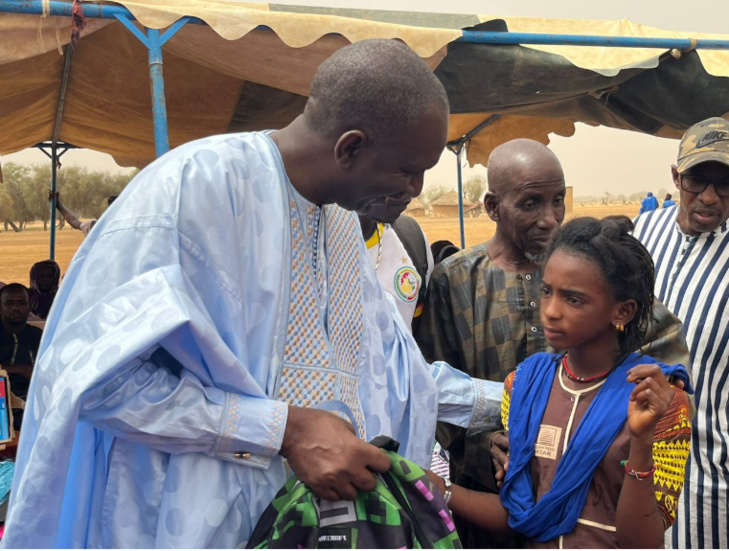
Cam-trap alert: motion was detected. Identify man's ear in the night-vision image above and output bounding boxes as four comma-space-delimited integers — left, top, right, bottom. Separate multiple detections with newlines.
671, 164, 681, 190
484, 192, 500, 222
334, 130, 368, 170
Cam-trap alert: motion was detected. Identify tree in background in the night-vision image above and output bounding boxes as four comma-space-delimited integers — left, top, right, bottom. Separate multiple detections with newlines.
0, 163, 136, 232
421, 184, 449, 205
3, 164, 34, 230
0, 183, 16, 231
22, 164, 53, 230
463, 175, 487, 204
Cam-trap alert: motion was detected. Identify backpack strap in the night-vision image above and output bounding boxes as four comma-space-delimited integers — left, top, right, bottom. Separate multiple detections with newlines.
391, 216, 428, 282
369, 435, 400, 452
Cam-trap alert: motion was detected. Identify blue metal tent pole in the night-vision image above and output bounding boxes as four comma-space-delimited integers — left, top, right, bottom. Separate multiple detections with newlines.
0, 0, 205, 25
456, 143, 466, 249
458, 30, 729, 49
36, 142, 75, 259
447, 116, 501, 250
114, 15, 190, 158
50, 144, 58, 259
47, 42, 75, 259
147, 29, 170, 157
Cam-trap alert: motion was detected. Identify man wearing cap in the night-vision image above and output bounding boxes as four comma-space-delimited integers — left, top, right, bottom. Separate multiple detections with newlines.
633, 116, 729, 550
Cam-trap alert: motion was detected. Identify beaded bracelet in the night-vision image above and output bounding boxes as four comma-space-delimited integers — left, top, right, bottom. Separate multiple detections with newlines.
620, 460, 657, 480
442, 477, 453, 505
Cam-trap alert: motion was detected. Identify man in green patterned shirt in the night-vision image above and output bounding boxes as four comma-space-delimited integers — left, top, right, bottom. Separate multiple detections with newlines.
415, 139, 689, 548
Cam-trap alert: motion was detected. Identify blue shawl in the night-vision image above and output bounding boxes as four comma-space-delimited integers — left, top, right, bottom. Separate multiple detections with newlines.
500, 352, 692, 542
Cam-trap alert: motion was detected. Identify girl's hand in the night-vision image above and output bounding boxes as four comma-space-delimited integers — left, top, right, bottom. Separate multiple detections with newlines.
424, 468, 446, 496
490, 431, 510, 488
626, 364, 675, 440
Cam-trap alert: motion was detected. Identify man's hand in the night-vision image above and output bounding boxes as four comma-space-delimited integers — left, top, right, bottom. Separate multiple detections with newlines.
490, 431, 510, 488
280, 406, 391, 501
48, 190, 59, 202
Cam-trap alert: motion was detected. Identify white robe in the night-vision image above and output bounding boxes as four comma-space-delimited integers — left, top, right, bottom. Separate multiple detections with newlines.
2, 132, 502, 548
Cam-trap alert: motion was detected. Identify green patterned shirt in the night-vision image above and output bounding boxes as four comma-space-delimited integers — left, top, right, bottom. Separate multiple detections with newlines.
416, 243, 545, 383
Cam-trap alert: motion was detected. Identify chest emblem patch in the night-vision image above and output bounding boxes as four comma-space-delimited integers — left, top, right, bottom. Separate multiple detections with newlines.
394, 266, 421, 302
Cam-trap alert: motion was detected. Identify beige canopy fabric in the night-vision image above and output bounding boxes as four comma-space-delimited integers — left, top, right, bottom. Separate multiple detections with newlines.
2, 1, 729, 168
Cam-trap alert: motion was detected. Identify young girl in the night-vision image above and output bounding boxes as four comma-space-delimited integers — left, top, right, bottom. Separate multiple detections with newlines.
431, 217, 693, 548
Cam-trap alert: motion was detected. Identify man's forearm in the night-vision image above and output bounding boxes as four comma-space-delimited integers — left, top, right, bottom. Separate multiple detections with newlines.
56, 201, 82, 230
431, 361, 503, 431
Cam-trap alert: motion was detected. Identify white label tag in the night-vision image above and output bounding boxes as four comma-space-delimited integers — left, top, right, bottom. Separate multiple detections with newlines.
534, 425, 562, 460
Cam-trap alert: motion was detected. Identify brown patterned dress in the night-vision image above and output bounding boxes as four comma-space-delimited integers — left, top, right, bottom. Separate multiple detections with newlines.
502, 369, 692, 548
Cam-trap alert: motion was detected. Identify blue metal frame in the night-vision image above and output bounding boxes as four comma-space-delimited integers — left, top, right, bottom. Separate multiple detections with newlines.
459, 29, 729, 50
448, 115, 501, 249
455, 143, 465, 249
114, 14, 191, 157
3, 1, 728, 50
35, 143, 75, 259
4, 0, 729, 250
0, 0, 204, 24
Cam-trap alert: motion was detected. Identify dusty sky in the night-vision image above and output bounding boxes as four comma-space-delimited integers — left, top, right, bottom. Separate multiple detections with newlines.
3, 0, 725, 197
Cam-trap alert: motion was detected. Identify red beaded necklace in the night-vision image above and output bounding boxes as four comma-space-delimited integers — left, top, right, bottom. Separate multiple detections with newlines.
562, 355, 612, 384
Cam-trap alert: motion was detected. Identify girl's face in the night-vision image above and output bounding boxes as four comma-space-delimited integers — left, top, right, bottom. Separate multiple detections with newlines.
540, 249, 627, 351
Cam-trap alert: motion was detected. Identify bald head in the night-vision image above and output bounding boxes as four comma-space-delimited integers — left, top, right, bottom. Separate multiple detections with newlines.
304, 39, 449, 144
487, 139, 563, 196
483, 139, 566, 263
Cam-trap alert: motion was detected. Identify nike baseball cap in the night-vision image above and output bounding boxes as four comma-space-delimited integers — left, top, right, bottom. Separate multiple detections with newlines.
677, 117, 729, 173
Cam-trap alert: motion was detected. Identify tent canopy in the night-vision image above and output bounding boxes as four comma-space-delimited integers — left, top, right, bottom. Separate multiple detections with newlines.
2, 0, 729, 168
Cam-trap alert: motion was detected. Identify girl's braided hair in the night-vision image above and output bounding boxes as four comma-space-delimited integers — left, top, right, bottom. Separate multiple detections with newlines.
546, 216, 655, 354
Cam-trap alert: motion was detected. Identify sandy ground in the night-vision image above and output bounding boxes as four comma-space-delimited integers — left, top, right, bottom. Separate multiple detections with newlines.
0, 224, 85, 286
0, 204, 641, 286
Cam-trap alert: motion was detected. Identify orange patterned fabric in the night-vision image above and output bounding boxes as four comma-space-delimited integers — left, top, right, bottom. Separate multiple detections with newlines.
652, 390, 692, 526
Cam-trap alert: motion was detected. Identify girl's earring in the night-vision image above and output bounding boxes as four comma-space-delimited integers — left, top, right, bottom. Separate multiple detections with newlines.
615, 323, 625, 332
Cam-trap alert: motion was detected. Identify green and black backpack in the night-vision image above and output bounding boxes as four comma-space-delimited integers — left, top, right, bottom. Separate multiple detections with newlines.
247, 436, 462, 549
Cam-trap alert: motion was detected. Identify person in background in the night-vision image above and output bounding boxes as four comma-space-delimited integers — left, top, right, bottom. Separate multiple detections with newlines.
662, 192, 677, 208
633, 116, 729, 549
639, 191, 659, 214
357, 198, 433, 332
431, 240, 460, 266
49, 191, 118, 237
27, 260, 60, 320
0, 283, 42, 430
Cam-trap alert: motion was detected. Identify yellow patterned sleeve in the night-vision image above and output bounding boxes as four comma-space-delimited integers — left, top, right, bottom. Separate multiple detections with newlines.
652, 387, 692, 528
502, 371, 516, 432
